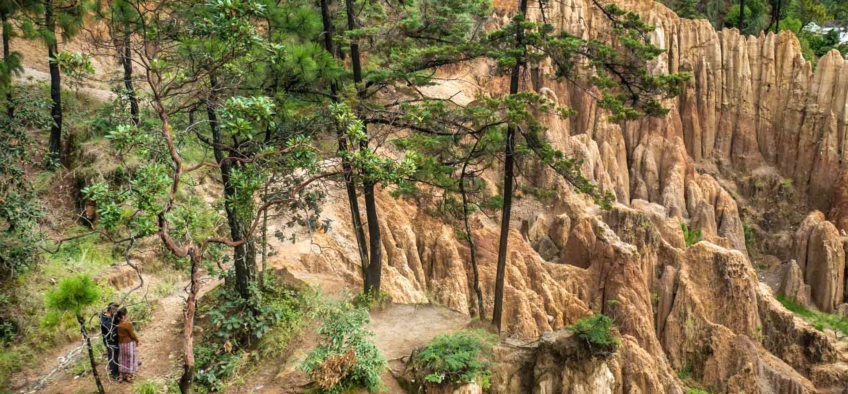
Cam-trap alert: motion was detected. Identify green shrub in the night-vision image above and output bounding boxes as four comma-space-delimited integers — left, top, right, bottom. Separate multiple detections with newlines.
301, 304, 386, 393
353, 289, 391, 311
681, 223, 701, 247
687, 389, 711, 394
411, 330, 497, 389
194, 279, 312, 391
567, 314, 620, 357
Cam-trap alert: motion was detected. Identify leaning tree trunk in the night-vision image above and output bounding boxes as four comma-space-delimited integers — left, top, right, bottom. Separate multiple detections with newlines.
2, 11, 13, 118
77, 315, 105, 394
178, 252, 201, 394
492, 0, 528, 332
320, 0, 371, 280
207, 74, 256, 300
460, 172, 484, 319
46, 0, 63, 163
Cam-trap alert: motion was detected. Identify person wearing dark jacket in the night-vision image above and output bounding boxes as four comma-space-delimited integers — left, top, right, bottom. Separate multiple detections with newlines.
99, 302, 120, 380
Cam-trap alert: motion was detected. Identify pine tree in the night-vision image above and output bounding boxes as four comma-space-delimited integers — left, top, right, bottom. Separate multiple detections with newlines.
483, 0, 691, 331
0, 0, 34, 117
27, 0, 87, 165
44, 275, 105, 394
315, 0, 491, 296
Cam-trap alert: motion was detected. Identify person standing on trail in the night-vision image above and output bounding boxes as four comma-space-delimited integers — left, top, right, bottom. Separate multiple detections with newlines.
99, 302, 120, 381
115, 307, 140, 383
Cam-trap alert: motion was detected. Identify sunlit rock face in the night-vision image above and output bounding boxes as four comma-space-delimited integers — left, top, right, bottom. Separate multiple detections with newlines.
270, 0, 848, 391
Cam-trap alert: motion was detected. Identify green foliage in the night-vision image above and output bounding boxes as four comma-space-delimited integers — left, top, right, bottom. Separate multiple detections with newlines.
665, 0, 703, 19
678, 363, 692, 380
194, 279, 311, 391
681, 223, 702, 247
778, 295, 848, 337
743, 224, 755, 247
411, 330, 497, 389
567, 314, 620, 357
301, 303, 386, 394
0, 90, 49, 278
687, 390, 711, 394
53, 51, 95, 89
353, 290, 391, 311
44, 274, 101, 317
332, 102, 417, 186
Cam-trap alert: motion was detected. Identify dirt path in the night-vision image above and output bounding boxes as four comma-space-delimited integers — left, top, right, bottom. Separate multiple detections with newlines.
240, 269, 472, 394
25, 277, 219, 394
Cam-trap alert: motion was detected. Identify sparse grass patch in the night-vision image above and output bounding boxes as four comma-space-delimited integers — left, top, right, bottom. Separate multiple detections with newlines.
134, 378, 164, 394
0, 349, 23, 387
778, 295, 848, 338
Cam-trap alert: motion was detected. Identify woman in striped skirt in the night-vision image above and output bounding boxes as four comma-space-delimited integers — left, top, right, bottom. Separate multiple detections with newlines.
115, 308, 140, 383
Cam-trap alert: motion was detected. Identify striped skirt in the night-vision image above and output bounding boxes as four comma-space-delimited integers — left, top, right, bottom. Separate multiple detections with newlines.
118, 342, 139, 374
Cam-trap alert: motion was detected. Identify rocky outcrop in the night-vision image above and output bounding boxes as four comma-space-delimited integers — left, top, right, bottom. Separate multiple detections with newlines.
828, 169, 848, 234
793, 212, 846, 312
777, 260, 811, 307
487, 330, 683, 394
266, 0, 848, 391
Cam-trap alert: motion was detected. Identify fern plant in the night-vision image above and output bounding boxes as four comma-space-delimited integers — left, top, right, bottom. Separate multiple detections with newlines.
411, 330, 497, 389
301, 305, 386, 393
567, 314, 620, 357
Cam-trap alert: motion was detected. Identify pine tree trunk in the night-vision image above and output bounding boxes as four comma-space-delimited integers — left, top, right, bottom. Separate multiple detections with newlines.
321, 0, 370, 279
775, 0, 781, 32
46, 0, 63, 163
738, 0, 745, 31
260, 183, 268, 289
77, 315, 105, 394
343, 0, 382, 295
207, 74, 255, 299
120, 31, 139, 126
2, 11, 13, 118
363, 182, 382, 294
178, 252, 200, 394
492, 0, 528, 332
460, 172, 484, 319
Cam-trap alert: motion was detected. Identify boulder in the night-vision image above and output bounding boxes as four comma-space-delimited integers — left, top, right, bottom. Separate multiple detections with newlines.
776, 260, 811, 307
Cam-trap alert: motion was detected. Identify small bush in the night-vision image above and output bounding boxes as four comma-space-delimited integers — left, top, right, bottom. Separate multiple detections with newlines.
567, 314, 620, 357
687, 390, 711, 394
681, 223, 701, 247
301, 304, 386, 393
353, 290, 391, 311
411, 330, 497, 389
194, 278, 312, 391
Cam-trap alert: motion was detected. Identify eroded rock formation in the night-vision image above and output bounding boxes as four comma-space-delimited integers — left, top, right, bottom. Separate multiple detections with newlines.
270, 0, 848, 391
